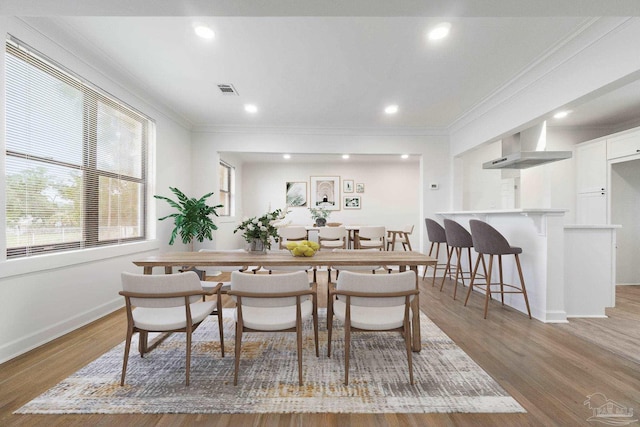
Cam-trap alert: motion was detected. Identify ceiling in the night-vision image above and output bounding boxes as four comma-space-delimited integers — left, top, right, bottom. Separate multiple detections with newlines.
7, 2, 640, 136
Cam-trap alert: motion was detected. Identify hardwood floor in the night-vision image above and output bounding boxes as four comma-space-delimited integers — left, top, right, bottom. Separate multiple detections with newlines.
1, 273, 639, 426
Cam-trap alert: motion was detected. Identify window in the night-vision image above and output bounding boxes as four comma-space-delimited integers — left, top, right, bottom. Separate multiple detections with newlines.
5, 37, 152, 258
219, 161, 234, 216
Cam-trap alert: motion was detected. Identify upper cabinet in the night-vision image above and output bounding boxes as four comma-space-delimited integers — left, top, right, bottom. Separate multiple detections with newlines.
576, 138, 607, 193
607, 130, 640, 160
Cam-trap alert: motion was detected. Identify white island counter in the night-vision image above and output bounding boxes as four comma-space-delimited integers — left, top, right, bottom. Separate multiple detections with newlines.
436, 210, 619, 323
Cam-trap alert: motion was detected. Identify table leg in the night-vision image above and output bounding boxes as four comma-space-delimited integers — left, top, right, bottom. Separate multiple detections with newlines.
143, 266, 153, 275
410, 265, 421, 352
165, 266, 173, 274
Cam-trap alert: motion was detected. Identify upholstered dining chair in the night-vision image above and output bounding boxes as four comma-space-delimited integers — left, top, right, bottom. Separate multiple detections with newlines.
278, 226, 308, 249
386, 224, 415, 251
356, 226, 386, 250
327, 270, 418, 385
228, 271, 319, 385
440, 219, 477, 300
318, 225, 347, 250
119, 271, 224, 386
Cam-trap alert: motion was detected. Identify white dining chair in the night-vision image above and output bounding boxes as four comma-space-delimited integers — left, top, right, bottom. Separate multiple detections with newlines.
357, 226, 386, 250
318, 226, 347, 250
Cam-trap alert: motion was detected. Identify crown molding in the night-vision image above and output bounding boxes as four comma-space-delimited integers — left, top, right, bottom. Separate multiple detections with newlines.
191, 124, 449, 137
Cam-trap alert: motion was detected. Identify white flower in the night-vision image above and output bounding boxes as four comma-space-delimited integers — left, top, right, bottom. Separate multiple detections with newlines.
260, 225, 267, 231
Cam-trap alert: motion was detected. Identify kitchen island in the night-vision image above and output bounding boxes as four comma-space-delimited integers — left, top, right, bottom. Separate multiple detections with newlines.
436, 209, 618, 322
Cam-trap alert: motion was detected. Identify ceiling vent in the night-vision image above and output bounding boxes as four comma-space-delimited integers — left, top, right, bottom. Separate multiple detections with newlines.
217, 84, 239, 96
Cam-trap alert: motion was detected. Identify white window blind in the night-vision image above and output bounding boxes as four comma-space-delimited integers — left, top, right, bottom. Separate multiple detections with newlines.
219, 161, 234, 216
5, 37, 151, 258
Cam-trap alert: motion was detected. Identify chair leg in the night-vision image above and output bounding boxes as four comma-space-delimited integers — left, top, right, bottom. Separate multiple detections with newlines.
453, 247, 463, 300
327, 302, 333, 357
344, 305, 351, 385
515, 254, 533, 319
185, 328, 192, 386
439, 246, 454, 291
217, 293, 224, 358
498, 255, 505, 305
296, 303, 303, 386
404, 314, 414, 385
234, 322, 243, 386
464, 254, 482, 306
423, 242, 435, 279
483, 255, 494, 319
432, 242, 442, 284
120, 324, 134, 386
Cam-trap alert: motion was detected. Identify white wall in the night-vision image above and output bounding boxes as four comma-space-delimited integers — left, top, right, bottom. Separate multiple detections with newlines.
191, 130, 451, 253
460, 141, 503, 210
611, 158, 640, 285
0, 18, 192, 363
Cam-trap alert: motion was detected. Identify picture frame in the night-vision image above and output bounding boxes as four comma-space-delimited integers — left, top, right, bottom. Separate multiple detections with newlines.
343, 195, 361, 209
285, 181, 307, 207
343, 179, 354, 193
310, 176, 341, 210
356, 183, 365, 193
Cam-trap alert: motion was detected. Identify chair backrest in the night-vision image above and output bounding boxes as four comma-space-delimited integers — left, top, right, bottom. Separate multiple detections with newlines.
278, 226, 307, 240
425, 218, 447, 243
443, 219, 473, 248
469, 219, 513, 255
318, 226, 346, 240
230, 270, 309, 307
121, 271, 202, 308
358, 226, 386, 240
336, 270, 416, 307
402, 224, 415, 234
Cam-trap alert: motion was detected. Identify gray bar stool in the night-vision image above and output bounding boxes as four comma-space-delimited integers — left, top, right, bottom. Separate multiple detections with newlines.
422, 218, 449, 285
464, 219, 532, 319
440, 219, 476, 299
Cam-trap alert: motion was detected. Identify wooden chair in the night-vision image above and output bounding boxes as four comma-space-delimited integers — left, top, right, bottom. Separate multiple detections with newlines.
422, 218, 450, 284
387, 224, 415, 251
318, 225, 347, 250
327, 270, 418, 385
356, 226, 386, 250
464, 219, 532, 319
228, 271, 319, 385
119, 271, 224, 386
278, 226, 308, 249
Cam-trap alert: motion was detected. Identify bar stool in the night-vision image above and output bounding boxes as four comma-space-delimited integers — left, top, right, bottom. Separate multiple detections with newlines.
440, 219, 476, 299
422, 218, 449, 285
464, 219, 532, 319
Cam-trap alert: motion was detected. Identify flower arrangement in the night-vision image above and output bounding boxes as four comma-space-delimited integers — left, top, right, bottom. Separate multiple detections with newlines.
234, 208, 284, 250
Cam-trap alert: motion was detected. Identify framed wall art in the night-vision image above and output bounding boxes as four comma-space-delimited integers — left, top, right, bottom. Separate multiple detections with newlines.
285, 181, 307, 207
343, 179, 354, 193
343, 195, 361, 209
310, 176, 340, 210
356, 183, 365, 193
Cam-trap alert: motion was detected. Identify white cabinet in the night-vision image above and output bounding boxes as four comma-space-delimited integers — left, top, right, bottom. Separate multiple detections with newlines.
575, 139, 607, 223
607, 130, 640, 160
576, 139, 607, 193
577, 192, 607, 224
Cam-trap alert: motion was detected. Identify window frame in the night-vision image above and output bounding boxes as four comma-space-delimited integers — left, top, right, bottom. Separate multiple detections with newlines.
5, 37, 151, 259
219, 160, 234, 217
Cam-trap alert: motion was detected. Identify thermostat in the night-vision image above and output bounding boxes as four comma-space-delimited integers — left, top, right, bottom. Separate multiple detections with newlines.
430, 183, 439, 190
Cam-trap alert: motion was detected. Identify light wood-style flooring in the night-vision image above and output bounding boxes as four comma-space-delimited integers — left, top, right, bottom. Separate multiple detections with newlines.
1, 272, 639, 426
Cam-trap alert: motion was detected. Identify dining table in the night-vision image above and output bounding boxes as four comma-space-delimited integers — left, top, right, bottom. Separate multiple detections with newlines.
132, 250, 436, 352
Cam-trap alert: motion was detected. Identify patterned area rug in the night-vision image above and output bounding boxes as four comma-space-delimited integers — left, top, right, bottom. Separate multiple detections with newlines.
16, 309, 524, 414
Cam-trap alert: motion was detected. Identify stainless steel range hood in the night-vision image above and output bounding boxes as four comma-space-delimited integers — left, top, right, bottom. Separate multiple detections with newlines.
483, 122, 572, 170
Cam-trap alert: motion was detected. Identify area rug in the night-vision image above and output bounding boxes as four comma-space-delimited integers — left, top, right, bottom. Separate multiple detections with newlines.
16, 309, 525, 414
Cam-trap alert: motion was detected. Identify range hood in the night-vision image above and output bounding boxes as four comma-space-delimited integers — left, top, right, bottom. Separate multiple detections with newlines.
483, 122, 572, 170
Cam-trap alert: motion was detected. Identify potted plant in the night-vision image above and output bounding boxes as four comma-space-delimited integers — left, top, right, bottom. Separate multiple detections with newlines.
234, 208, 285, 253
309, 207, 331, 227
154, 187, 223, 250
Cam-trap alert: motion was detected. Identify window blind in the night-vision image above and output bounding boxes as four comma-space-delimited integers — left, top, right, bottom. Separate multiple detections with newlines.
5, 37, 152, 258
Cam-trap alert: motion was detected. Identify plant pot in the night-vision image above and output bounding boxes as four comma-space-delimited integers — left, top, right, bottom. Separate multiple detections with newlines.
248, 238, 268, 254
316, 218, 327, 227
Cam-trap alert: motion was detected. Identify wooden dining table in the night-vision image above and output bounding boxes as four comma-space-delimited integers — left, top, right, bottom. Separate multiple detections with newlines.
132, 250, 436, 352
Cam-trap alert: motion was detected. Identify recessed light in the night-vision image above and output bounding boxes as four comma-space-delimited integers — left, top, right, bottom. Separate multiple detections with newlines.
342, 154, 350, 160
283, 154, 291, 160
385, 105, 399, 114
553, 110, 571, 119
194, 25, 215, 40
401, 154, 409, 159
244, 104, 258, 114
428, 22, 451, 41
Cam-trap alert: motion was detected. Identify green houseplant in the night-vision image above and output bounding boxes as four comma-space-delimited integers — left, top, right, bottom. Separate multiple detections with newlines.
154, 187, 223, 249
309, 207, 331, 226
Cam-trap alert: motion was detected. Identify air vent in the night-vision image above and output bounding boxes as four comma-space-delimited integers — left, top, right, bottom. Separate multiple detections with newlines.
217, 84, 239, 96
